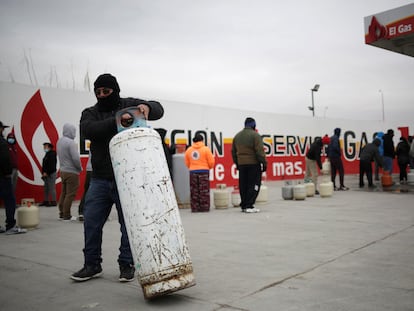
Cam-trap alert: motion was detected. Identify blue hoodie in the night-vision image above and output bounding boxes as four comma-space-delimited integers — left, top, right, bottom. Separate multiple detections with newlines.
374, 132, 384, 156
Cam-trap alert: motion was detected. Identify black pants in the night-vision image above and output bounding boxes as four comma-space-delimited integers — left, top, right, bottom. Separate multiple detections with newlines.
359, 160, 373, 186
330, 157, 345, 188
238, 164, 262, 209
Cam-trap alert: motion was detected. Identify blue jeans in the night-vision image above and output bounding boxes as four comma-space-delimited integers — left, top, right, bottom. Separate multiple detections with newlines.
383, 156, 393, 174
83, 178, 133, 267
0, 177, 16, 230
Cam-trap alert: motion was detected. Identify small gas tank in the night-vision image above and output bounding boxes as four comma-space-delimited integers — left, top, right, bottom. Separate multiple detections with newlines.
17, 202, 39, 229
282, 183, 294, 200
320, 182, 334, 197
305, 182, 315, 197
293, 184, 306, 200
381, 172, 393, 187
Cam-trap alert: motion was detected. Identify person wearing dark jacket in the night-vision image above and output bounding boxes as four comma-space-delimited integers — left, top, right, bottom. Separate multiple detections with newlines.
396, 136, 410, 183
327, 128, 349, 190
359, 138, 383, 188
304, 137, 323, 195
40, 142, 57, 206
71, 73, 164, 283
0, 121, 26, 234
383, 129, 395, 174
232, 117, 267, 213
6, 133, 18, 193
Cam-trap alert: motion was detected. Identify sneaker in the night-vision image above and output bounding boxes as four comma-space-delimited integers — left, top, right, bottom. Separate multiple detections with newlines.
71, 265, 102, 282
315, 190, 320, 195
62, 216, 77, 222
119, 264, 135, 282
39, 201, 49, 206
78, 215, 84, 221
339, 186, 349, 191
241, 209, 246, 213
5, 226, 27, 235
0, 226, 6, 233
245, 207, 260, 213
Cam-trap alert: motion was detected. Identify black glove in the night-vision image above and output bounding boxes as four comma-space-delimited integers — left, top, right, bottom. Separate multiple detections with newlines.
261, 163, 267, 172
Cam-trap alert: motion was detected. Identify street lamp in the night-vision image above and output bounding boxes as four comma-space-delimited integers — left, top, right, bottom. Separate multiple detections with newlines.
379, 89, 385, 122
308, 84, 320, 117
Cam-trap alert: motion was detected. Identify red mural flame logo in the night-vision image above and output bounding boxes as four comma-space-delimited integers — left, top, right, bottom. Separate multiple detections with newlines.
16, 90, 59, 198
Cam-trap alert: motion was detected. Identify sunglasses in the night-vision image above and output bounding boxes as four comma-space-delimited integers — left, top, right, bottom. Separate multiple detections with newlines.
95, 88, 113, 96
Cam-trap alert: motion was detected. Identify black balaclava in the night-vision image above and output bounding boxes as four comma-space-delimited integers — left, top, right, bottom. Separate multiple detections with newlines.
94, 73, 121, 112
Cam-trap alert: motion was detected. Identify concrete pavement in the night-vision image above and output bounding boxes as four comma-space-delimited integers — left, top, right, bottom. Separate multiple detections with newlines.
1, 175, 413, 311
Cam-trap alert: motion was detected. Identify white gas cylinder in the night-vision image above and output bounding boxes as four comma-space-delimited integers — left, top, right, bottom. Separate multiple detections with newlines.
322, 159, 331, 175
231, 188, 241, 207
256, 185, 268, 203
305, 182, 315, 197
320, 182, 334, 197
109, 127, 195, 299
293, 184, 306, 200
214, 189, 229, 209
17, 201, 39, 229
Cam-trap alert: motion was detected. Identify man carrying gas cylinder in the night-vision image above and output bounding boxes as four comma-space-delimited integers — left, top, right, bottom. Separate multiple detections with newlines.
71, 73, 164, 282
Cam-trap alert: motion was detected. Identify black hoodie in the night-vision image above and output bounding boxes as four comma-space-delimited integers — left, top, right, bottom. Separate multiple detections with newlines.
80, 97, 164, 179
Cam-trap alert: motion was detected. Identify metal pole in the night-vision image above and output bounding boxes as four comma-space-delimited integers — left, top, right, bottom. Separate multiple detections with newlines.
380, 90, 385, 122
311, 90, 315, 117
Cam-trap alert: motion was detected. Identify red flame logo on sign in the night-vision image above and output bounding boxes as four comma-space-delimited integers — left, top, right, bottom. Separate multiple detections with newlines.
16, 90, 59, 196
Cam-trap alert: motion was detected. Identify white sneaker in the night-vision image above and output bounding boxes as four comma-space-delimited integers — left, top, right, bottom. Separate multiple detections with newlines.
63, 216, 77, 222
5, 226, 27, 235
245, 208, 260, 213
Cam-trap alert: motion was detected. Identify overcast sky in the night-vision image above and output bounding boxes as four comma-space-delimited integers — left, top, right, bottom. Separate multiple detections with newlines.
0, 0, 413, 122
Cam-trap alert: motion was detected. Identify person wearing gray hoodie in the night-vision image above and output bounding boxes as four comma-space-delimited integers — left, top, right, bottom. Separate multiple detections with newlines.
57, 123, 82, 221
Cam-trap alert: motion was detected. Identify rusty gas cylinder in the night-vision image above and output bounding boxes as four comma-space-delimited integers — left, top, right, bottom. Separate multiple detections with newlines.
110, 127, 195, 299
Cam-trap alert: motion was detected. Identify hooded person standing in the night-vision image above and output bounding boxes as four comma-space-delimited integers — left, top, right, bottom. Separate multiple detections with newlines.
6, 133, 18, 193
71, 73, 164, 283
383, 129, 396, 174
57, 123, 82, 221
327, 127, 349, 190
0, 121, 26, 234
184, 133, 215, 212
231, 117, 267, 213
396, 136, 410, 183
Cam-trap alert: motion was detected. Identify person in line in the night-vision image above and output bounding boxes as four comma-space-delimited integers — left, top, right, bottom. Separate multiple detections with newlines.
6, 132, 18, 193
78, 152, 92, 222
396, 136, 410, 184
359, 138, 383, 188
57, 123, 82, 221
184, 133, 215, 212
40, 142, 57, 206
231, 117, 267, 213
71, 73, 164, 283
0, 121, 26, 235
304, 137, 323, 195
409, 136, 414, 169
383, 129, 395, 174
373, 131, 384, 181
327, 128, 349, 190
